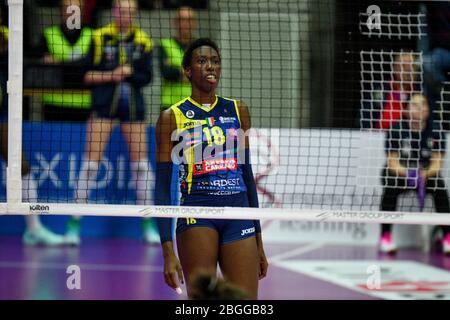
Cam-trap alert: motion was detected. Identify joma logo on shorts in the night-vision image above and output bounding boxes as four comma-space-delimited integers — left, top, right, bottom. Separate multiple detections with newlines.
241, 227, 255, 236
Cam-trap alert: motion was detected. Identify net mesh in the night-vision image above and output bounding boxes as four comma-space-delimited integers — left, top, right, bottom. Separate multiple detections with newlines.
0, 0, 449, 222
359, 11, 426, 39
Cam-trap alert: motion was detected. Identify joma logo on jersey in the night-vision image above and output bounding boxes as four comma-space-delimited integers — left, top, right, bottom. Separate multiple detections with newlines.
183, 121, 202, 129
241, 227, 255, 236
29, 204, 50, 213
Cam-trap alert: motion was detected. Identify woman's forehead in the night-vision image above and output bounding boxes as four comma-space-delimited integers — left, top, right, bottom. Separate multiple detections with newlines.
193, 46, 219, 57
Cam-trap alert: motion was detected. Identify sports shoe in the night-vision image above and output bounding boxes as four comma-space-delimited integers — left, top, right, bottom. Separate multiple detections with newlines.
443, 233, 450, 255
65, 217, 81, 246
142, 218, 160, 245
431, 227, 443, 252
379, 231, 397, 254
23, 226, 65, 246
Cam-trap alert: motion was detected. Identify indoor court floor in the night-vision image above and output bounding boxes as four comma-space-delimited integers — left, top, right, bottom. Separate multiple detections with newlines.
1, 237, 450, 300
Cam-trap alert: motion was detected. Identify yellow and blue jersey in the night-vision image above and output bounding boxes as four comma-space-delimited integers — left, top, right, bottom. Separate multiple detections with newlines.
87, 22, 153, 121
170, 95, 248, 199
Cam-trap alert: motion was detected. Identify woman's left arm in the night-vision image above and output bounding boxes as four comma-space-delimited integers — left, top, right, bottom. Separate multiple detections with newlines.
424, 152, 443, 181
237, 100, 268, 280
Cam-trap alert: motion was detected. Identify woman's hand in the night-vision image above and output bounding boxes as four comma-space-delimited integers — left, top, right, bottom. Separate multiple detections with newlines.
43, 54, 56, 64
258, 246, 268, 279
163, 252, 184, 292
420, 169, 429, 185
112, 64, 133, 82
255, 235, 268, 280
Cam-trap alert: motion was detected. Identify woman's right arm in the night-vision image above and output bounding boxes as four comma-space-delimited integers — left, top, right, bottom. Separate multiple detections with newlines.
84, 65, 132, 85
82, 37, 132, 85
155, 109, 184, 291
387, 151, 407, 176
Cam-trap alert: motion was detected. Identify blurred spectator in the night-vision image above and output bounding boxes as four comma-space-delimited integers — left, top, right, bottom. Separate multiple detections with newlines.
79, 0, 155, 28
190, 272, 249, 300
422, 1, 450, 95
0, 13, 65, 246
361, 53, 419, 130
159, 6, 197, 110
37, 0, 206, 9
377, 53, 419, 130
421, 2, 450, 130
67, 0, 157, 245
379, 94, 450, 255
39, 0, 93, 122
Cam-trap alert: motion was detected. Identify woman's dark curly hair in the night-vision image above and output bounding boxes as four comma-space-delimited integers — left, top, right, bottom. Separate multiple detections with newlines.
182, 38, 221, 70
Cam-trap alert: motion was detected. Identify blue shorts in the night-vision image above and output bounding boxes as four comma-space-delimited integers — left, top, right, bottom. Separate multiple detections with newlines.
93, 98, 145, 122
176, 192, 256, 245
0, 107, 7, 122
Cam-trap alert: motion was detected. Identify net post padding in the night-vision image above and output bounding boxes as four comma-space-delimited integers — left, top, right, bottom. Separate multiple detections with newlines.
6, 0, 24, 207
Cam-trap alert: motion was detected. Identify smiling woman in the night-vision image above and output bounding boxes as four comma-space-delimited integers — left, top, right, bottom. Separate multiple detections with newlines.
155, 38, 268, 299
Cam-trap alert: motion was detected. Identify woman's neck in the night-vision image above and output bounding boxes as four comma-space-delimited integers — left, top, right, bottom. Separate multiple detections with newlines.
190, 89, 216, 105
177, 34, 192, 46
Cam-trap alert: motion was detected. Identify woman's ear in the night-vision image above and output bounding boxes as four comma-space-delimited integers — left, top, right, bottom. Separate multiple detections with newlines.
184, 68, 191, 81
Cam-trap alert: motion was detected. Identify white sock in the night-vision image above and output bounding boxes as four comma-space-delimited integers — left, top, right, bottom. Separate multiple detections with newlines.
76, 160, 99, 204
23, 173, 41, 231
130, 160, 155, 205
70, 215, 82, 222
25, 215, 41, 231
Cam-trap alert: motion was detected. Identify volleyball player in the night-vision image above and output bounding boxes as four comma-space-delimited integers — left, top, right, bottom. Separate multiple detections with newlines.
69, 0, 158, 245
155, 38, 268, 299
380, 94, 450, 254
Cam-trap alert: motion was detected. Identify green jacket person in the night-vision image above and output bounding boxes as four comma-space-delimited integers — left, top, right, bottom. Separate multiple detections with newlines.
41, 0, 93, 121
159, 6, 197, 110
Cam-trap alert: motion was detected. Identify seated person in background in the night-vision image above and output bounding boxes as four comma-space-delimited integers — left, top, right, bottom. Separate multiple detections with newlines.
39, 0, 93, 122
377, 53, 419, 130
361, 53, 418, 130
379, 94, 450, 255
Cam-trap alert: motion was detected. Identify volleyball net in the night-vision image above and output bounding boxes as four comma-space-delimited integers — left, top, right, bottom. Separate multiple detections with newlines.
2, 0, 450, 226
